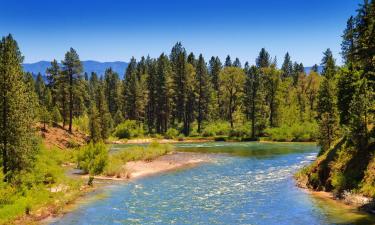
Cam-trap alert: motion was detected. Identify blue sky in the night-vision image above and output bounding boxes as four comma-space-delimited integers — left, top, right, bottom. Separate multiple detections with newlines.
0, 0, 361, 66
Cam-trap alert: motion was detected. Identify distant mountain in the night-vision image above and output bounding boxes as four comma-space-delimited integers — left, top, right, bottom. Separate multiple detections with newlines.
304, 66, 323, 74
23, 60, 128, 77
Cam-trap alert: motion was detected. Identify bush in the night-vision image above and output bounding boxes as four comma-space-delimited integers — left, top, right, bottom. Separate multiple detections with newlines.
72, 114, 89, 134
165, 128, 179, 139
113, 120, 144, 139
51, 106, 62, 125
76, 142, 108, 184
265, 122, 318, 142
202, 121, 231, 137
112, 142, 172, 163
103, 156, 125, 178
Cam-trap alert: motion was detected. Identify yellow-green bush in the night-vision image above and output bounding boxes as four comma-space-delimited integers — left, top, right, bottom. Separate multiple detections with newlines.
113, 120, 144, 139
72, 114, 89, 134
265, 122, 318, 142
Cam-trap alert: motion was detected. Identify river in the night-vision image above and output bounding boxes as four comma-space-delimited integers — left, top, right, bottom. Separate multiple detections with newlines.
50, 142, 375, 225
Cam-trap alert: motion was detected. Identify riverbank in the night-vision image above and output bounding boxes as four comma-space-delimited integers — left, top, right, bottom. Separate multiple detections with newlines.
295, 138, 375, 215
80, 152, 212, 181
110, 137, 316, 145
299, 187, 375, 215
37, 151, 211, 225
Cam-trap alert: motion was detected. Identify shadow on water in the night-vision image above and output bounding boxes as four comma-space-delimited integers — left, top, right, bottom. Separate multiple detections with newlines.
174, 142, 318, 159
309, 193, 375, 225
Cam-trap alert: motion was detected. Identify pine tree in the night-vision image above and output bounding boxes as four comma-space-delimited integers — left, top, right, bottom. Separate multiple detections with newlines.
348, 78, 370, 148
170, 42, 188, 132
97, 82, 112, 140
256, 48, 271, 68
305, 71, 321, 121
123, 57, 139, 120
155, 54, 172, 133
321, 48, 336, 79
225, 55, 232, 67
146, 59, 157, 132
46, 59, 60, 105
244, 65, 261, 138
62, 48, 83, 133
195, 54, 210, 133
0, 34, 38, 181
88, 104, 101, 143
209, 56, 222, 118
337, 67, 361, 125
187, 52, 196, 67
316, 76, 340, 153
104, 68, 121, 116
281, 52, 293, 79
311, 64, 319, 73
341, 16, 357, 64
233, 58, 241, 68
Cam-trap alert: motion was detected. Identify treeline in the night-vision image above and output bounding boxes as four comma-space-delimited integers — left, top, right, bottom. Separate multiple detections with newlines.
315, 0, 375, 154
30, 43, 324, 142
297, 0, 375, 197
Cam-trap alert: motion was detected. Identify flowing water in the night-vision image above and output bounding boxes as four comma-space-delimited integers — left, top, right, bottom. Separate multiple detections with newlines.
51, 142, 375, 225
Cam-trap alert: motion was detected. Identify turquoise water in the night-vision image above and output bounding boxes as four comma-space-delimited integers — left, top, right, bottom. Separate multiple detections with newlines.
51, 142, 375, 225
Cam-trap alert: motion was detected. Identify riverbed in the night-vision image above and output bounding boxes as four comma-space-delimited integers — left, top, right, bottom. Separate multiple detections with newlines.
49, 142, 375, 225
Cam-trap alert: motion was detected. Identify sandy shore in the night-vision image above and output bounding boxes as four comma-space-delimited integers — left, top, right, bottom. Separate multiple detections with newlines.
301, 189, 375, 214
81, 152, 212, 182
125, 152, 211, 179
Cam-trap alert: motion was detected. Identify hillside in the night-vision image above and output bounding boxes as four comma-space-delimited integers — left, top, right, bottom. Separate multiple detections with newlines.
38, 124, 88, 149
296, 138, 375, 210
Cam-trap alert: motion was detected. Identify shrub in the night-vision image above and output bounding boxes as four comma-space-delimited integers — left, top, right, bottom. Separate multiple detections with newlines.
72, 114, 89, 134
112, 142, 172, 163
165, 128, 179, 139
103, 156, 125, 178
265, 122, 318, 142
76, 141, 108, 185
113, 120, 144, 139
51, 106, 62, 126
202, 121, 231, 137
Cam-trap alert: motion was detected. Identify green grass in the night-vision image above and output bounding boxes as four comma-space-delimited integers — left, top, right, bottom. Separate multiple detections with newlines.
0, 144, 82, 224
103, 142, 173, 177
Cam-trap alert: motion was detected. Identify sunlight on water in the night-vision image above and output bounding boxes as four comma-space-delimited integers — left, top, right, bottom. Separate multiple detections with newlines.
51, 142, 375, 225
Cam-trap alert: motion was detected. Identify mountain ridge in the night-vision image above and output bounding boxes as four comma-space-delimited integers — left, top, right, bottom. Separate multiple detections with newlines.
23, 60, 129, 77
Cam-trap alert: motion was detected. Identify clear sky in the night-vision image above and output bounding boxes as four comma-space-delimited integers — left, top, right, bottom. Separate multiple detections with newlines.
0, 0, 362, 66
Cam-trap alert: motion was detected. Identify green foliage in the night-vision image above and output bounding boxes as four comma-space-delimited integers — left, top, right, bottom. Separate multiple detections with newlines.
52, 106, 63, 125
103, 156, 125, 178
0, 34, 39, 181
76, 142, 108, 176
165, 128, 179, 139
201, 121, 231, 137
265, 122, 318, 142
0, 144, 80, 224
113, 120, 144, 139
73, 113, 89, 134
111, 142, 172, 163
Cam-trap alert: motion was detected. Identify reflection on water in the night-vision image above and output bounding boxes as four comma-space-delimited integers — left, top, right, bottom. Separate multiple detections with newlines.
52, 142, 375, 225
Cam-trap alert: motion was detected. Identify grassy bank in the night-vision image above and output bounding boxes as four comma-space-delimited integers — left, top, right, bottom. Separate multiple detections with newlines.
0, 145, 83, 224
103, 142, 173, 178
295, 138, 375, 201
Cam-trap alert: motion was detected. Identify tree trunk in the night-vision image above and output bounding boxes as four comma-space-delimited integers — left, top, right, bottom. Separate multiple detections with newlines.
2, 94, 8, 181
229, 95, 233, 129
69, 73, 73, 133
251, 91, 256, 138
